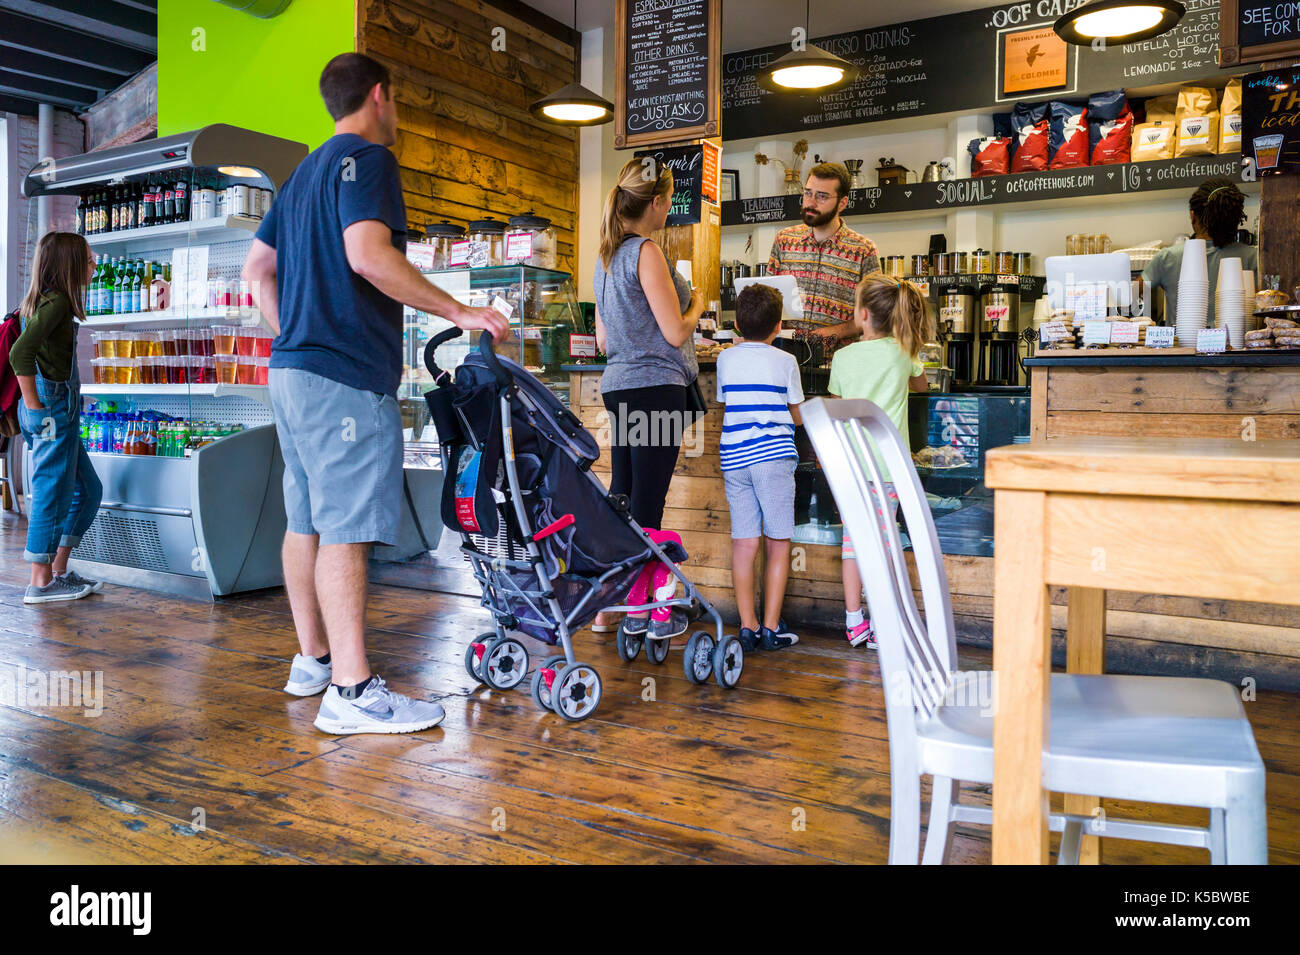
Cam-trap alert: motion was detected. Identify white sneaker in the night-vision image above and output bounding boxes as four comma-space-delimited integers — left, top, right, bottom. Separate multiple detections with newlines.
313, 676, 446, 735
284, 653, 332, 696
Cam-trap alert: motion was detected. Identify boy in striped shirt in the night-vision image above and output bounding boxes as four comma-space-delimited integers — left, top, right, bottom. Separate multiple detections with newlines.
717, 284, 804, 652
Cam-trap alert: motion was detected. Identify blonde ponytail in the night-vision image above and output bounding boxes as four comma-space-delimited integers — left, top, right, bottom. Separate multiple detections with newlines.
856, 271, 934, 360
598, 157, 673, 270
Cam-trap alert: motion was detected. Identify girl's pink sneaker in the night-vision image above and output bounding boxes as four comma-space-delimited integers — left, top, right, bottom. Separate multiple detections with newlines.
847, 619, 876, 649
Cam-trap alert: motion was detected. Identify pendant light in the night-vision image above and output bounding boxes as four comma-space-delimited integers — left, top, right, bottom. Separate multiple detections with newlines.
1054, 0, 1185, 45
529, 0, 613, 126
757, 0, 860, 95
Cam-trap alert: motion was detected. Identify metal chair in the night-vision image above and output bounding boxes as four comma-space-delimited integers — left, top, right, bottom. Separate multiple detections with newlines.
800, 397, 1267, 865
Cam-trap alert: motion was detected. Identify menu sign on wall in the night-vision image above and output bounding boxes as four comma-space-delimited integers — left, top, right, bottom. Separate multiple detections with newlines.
1221, 0, 1300, 65
1243, 67, 1300, 173
616, 0, 721, 149
723, 0, 1229, 141
634, 143, 706, 224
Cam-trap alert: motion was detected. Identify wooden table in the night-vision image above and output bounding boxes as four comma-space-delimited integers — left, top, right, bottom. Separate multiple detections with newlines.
984, 436, 1300, 865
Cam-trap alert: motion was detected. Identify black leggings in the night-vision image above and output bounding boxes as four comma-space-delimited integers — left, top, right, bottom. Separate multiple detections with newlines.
602, 384, 687, 531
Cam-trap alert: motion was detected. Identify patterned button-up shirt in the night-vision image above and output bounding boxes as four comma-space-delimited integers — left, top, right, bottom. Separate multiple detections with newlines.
767, 221, 880, 332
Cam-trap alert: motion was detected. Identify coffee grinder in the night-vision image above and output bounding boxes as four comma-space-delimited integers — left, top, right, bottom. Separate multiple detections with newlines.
979, 282, 1021, 385
938, 284, 977, 386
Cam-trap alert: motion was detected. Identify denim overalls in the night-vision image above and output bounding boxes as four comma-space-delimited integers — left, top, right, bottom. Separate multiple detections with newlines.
16, 311, 103, 564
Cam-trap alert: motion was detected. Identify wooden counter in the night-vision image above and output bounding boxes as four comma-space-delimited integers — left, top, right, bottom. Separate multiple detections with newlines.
571, 355, 1300, 689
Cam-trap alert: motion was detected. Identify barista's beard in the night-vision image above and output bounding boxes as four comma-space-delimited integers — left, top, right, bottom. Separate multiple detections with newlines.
802, 207, 837, 228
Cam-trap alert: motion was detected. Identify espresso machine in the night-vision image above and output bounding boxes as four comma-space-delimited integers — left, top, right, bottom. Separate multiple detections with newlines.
979, 283, 1021, 385
938, 284, 978, 386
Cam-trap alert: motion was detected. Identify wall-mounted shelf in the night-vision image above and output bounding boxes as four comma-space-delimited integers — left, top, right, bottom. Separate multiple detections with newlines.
85, 215, 262, 253
83, 306, 260, 328
721, 155, 1253, 228
82, 383, 270, 404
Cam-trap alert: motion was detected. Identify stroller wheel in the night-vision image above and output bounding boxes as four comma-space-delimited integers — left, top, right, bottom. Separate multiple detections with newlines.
531, 655, 566, 712
481, 636, 529, 691
464, 640, 489, 684
550, 662, 602, 722
615, 623, 643, 662
713, 635, 744, 689
644, 636, 670, 666
683, 631, 715, 685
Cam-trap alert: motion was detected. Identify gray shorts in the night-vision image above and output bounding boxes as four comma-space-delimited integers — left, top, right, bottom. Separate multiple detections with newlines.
269, 367, 403, 547
723, 457, 797, 540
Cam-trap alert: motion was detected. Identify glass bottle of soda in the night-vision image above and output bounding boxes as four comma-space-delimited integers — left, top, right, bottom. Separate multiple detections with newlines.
174, 178, 189, 222
162, 182, 175, 224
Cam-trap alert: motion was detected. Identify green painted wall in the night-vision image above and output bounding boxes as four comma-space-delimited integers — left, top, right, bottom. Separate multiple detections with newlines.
158, 0, 355, 150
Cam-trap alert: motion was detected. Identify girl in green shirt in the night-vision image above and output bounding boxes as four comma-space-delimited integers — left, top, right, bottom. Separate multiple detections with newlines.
11, 231, 104, 603
828, 272, 931, 648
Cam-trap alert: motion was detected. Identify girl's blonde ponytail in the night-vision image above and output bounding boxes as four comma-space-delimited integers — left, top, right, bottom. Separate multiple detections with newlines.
855, 272, 935, 360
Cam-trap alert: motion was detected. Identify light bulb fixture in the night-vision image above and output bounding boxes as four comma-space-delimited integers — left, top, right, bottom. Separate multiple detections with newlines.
1054, 0, 1185, 45
758, 0, 860, 95
218, 165, 262, 178
529, 0, 614, 126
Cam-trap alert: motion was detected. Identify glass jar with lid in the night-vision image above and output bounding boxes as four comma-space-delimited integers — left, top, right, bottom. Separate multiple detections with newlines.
505, 212, 557, 269
467, 217, 506, 268
423, 220, 466, 271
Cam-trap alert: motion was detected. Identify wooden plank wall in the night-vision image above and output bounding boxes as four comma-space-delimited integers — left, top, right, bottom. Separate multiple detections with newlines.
357, 0, 580, 272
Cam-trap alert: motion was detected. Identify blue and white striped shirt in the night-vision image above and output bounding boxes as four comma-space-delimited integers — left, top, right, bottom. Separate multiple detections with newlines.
715, 342, 804, 472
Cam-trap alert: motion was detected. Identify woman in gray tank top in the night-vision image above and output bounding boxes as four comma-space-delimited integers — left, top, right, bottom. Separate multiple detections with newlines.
591, 157, 704, 639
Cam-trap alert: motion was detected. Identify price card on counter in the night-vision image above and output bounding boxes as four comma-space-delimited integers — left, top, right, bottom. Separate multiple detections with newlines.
491, 296, 515, 320
406, 244, 436, 271
1145, 326, 1175, 348
569, 333, 597, 358
1065, 283, 1108, 322
1082, 321, 1112, 346
1110, 322, 1140, 345
1196, 327, 1227, 354
1039, 321, 1069, 345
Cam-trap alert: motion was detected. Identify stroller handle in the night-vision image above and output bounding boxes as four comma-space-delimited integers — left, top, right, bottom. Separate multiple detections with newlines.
478, 329, 512, 388
424, 327, 463, 384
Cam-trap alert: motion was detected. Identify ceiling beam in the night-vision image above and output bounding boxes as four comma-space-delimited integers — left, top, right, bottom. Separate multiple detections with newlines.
0, 81, 90, 111
0, 92, 39, 116
0, 0, 156, 54
0, 48, 121, 93
0, 13, 154, 74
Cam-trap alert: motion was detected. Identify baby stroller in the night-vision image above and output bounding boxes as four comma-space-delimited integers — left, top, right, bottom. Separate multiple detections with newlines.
424, 329, 744, 721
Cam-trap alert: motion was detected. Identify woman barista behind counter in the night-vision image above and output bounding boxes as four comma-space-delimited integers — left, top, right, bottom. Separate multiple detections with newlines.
1143, 178, 1257, 325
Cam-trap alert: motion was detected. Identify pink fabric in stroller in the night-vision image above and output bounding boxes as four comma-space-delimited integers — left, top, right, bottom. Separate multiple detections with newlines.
624, 529, 683, 622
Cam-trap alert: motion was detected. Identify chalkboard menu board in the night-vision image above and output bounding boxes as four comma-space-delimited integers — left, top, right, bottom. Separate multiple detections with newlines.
634, 144, 705, 224
723, 0, 1229, 141
1221, 0, 1300, 65
1242, 67, 1300, 173
616, 0, 720, 149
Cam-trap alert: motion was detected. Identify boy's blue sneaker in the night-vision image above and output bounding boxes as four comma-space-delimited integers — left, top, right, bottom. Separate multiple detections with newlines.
759, 621, 799, 650
738, 627, 761, 652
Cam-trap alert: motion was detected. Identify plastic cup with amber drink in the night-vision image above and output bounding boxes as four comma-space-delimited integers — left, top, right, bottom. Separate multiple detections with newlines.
236, 355, 258, 384
216, 353, 239, 384
125, 357, 143, 385
91, 357, 107, 383
214, 325, 238, 356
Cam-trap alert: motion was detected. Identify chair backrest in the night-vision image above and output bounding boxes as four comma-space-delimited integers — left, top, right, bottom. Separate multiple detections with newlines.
800, 398, 959, 745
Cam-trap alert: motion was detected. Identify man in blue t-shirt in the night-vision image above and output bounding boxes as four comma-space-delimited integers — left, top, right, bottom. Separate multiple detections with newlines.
242, 52, 506, 737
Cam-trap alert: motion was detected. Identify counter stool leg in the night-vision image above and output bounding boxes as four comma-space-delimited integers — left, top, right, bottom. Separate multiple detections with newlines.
1065, 586, 1107, 865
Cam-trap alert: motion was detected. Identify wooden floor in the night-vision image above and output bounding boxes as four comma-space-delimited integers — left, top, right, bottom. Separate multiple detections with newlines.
1, 509, 1298, 864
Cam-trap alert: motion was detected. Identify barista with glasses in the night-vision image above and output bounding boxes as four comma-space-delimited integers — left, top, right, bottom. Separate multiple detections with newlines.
767, 161, 880, 350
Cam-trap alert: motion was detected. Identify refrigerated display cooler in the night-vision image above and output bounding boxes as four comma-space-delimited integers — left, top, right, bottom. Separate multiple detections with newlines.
19, 125, 307, 598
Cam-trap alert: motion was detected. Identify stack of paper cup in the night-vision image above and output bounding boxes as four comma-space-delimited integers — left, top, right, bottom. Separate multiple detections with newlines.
1176, 238, 1209, 346
1217, 257, 1246, 348
1241, 268, 1258, 331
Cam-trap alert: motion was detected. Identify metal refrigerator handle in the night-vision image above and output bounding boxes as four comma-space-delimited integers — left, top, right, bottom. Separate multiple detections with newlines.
98, 500, 193, 519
